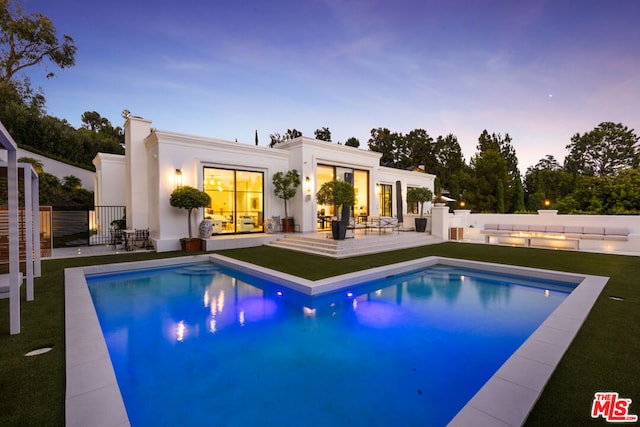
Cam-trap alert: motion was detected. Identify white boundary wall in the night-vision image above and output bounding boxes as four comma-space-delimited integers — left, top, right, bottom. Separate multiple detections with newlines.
0, 147, 94, 191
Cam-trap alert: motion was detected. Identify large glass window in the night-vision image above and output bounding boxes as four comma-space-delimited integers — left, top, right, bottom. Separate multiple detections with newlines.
203, 167, 263, 234
380, 184, 393, 217
353, 170, 369, 222
316, 165, 369, 229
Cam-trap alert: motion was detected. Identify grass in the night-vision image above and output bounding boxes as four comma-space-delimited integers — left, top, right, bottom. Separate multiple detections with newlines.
1, 243, 638, 426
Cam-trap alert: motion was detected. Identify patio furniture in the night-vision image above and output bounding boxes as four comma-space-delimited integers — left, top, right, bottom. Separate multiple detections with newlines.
266, 216, 282, 234
366, 217, 400, 235
123, 228, 151, 251
239, 216, 255, 232
110, 228, 124, 250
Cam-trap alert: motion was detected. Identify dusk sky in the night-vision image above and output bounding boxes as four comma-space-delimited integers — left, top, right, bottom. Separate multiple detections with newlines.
24, 0, 640, 172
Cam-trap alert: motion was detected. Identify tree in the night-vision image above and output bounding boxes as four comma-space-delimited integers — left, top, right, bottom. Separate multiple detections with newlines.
433, 133, 466, 193
81, 111, 110, 131
169, 186, 211, 239
345, 137, 360, 148
468, 149, 507, 212
268, 129, 302, 147
0, 0, 77, 92
314, 127, 331, 142
285, 128, 302, 140
524, 155, 574, 211
268, 132, 282, 148
564, 122, 639, 177
271, 169, 300, 219
403, 128, 434, 170
17, 156, 43, 173
315, 179, 355, 224
406, 187, 433, 217
469, 130, 522, 212
368, 127, 401, 166
62, 175, 82, 191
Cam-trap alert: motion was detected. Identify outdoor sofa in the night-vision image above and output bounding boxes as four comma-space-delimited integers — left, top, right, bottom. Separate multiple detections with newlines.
481, 223, 629, 242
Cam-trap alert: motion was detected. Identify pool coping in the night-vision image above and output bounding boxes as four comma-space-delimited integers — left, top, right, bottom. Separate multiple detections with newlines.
65, 255, 608, 427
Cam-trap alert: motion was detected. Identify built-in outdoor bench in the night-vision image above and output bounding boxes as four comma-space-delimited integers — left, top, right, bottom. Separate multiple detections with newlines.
481, 223, 629, 249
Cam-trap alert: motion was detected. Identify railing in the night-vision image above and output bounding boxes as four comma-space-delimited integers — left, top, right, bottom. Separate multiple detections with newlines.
89, 206, 126, 245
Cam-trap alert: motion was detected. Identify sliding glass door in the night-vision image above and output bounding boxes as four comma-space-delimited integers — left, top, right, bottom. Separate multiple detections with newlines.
203, 167, 263, 234
316, 165, 369, 229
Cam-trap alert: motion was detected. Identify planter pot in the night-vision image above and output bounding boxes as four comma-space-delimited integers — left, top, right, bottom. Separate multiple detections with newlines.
281, 217, 295, 233
414, 217, 428, 232
199, 219, 213, 238
180, 238, 201, 252
331, 220, 347, 240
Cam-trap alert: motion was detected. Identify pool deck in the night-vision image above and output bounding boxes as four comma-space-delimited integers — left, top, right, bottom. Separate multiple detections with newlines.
64, 253, 608, 427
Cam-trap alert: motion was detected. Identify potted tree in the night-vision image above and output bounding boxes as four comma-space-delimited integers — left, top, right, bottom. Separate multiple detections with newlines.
407, 187, 433, 232
272, 169, 301, 232
169, 185, 211, 251
315, 180, 355, 240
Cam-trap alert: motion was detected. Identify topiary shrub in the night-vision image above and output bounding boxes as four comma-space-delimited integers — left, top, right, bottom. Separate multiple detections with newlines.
170, 186, 211, 238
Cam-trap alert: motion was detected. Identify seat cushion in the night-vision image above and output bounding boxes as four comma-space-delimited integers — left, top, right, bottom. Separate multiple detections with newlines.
605, 227, 628, 236
582, 226, 605, 235
563, 225, 583, 234
545, 225, 564, 234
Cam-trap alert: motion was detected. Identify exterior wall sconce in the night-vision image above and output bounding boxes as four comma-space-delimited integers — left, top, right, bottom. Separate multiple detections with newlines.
304, 176, 311, 194
175, 169, 183, 188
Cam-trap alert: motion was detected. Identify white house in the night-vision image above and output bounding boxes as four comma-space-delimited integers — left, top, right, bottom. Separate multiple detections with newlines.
94, 116, 436, 252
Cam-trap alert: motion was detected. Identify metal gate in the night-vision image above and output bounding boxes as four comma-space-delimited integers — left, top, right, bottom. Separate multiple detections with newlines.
52, 205, 125, 247
90, 206, 126, 245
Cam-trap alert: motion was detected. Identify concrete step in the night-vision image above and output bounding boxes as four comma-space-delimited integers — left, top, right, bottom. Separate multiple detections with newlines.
266, 232, 439, 259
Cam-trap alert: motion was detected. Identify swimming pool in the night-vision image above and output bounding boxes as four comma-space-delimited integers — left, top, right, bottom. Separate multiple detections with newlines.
85, 259, 576, 426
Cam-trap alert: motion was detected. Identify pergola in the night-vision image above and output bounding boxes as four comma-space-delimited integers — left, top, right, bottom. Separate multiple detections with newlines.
0, 121, 41, 334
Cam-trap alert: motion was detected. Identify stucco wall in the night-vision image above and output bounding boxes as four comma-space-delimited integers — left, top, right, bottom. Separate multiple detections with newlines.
148, 129, 290, 251
112, 117, 443, 252
0, 147, 95, 191
92, 153, 126, 206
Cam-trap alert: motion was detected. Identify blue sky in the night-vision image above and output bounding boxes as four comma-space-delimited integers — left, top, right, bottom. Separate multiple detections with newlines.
23, 0, 640, 171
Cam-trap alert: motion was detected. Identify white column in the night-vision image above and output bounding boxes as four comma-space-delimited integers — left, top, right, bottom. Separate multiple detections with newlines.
124, 116, 152, 229
8, 149, 20, 334
23, 165, 34, 301
32, 170, 41, 278
430, 205, 450, 240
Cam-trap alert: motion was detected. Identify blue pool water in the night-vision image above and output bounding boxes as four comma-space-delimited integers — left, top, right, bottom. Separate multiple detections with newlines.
86, 263, 572, 426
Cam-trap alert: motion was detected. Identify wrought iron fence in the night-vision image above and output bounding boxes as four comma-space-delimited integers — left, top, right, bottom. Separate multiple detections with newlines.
89, 206, 126, 246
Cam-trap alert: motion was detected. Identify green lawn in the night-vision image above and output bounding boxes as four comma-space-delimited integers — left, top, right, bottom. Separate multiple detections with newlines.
1, 243, 638, 426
